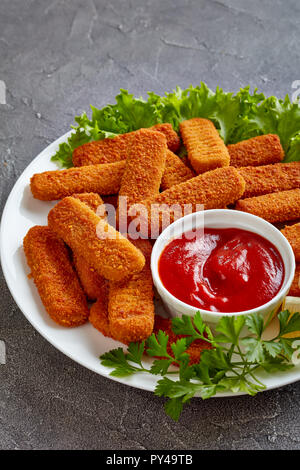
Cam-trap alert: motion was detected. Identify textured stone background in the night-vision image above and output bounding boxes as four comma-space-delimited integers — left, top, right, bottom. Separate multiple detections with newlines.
1, 0, 300, 450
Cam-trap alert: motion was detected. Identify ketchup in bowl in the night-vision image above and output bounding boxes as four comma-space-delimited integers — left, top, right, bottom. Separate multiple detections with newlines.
158, 228, 284, 313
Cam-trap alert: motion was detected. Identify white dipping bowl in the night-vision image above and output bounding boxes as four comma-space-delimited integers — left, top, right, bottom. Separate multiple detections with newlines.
151, 209, 296, 326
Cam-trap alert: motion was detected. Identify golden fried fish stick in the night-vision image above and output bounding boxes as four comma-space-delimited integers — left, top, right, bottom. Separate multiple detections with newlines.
71, 193, 107, 300
30, 161, 125, 201
72, 193, 104, 212
108, 239, 154, 344
72, 124, 180, 167
154, 164, 245, 213
23, 226, 89, 327
118, 129, 167, 211
135, 167, 245, 236
289, 263, 300, 297
160, 150, 195, 190
89, 290, 114, 339
73, 252, 108, 301
151, 123, 181, 153
48, 197, 145, 281
89, 298, 110, 338
72, 133, 131, 167
227, 134, 284, 168
180, 118, 230, 174
236, 189, 300, 223
239, 162, 300, 198
281, 222, 300, 262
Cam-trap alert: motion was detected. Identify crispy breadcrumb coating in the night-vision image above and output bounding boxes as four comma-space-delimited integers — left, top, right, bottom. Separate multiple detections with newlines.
72, 133, 132, 167
89, 299, 111, 337
72, 124, 180, 167
108, 239, 154, 344
227, 134, 284, 167
30, 161, 125, 201
180, 118, 230, 174
89, 242, 154, 344
281, 222, 300, 262
238, 162, 300, 198
23, 226, 89, 327
289, 263, 300, 297
118, 129, 167, 212
73, 252, 108, 301
71, 193, 104, 212
152, 316, 212, 365
71, 193, 107, 299
135, 167, 246, 236
160, 150, 195, 190
151, 123, 181, 153
48, 197, 145, 281
88, 284, 114, 338
236, 189, 300, 223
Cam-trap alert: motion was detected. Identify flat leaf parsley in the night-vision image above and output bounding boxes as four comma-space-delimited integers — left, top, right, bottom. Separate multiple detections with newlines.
100, 310, 300, 421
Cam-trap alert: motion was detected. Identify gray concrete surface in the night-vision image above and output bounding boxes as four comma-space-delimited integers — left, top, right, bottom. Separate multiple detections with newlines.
1, 0, 300, 450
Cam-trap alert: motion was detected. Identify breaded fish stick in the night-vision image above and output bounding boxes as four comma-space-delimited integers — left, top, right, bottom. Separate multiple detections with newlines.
136, 167, 245, 235
71, 193, 107, 300
72, 192, 104, 212
289, 263, 300, 297
227, 134, 284, 167
180, 118, 230, 174
281, 222, 300, 262
73, 252, 107, 301
160, 150, 195, 190
239, 162, 300, 198
23, 226, 89, 327
151, 123, 181, 153
89, 289, 114, 339
108, 239, 154, 344
118, 129, 167, 211
30, 161, 125, 201
48, 197, 145, 281
236, 189, 300, 223
72, 124, 180, 167
72, 133, 131, 167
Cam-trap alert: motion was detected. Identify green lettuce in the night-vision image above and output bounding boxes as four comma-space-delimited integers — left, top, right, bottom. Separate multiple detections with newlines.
51, 83, 300, 168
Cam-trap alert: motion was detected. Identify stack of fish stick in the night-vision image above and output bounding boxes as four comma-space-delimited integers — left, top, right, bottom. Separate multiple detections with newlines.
24, 117, 300, 350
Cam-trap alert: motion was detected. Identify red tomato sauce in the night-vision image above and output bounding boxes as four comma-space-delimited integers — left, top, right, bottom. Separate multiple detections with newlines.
158, 228, 284, 313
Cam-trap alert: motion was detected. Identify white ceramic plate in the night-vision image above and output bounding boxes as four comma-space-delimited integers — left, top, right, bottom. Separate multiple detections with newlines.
1, 131, 300, 396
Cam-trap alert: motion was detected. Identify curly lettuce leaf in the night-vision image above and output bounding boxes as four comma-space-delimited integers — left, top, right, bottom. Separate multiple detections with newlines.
52, 83, 300, 167
246, 95, 300, 160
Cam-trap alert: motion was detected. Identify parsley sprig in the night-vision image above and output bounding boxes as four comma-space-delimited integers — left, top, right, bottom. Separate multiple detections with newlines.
100, 310, 300, 421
